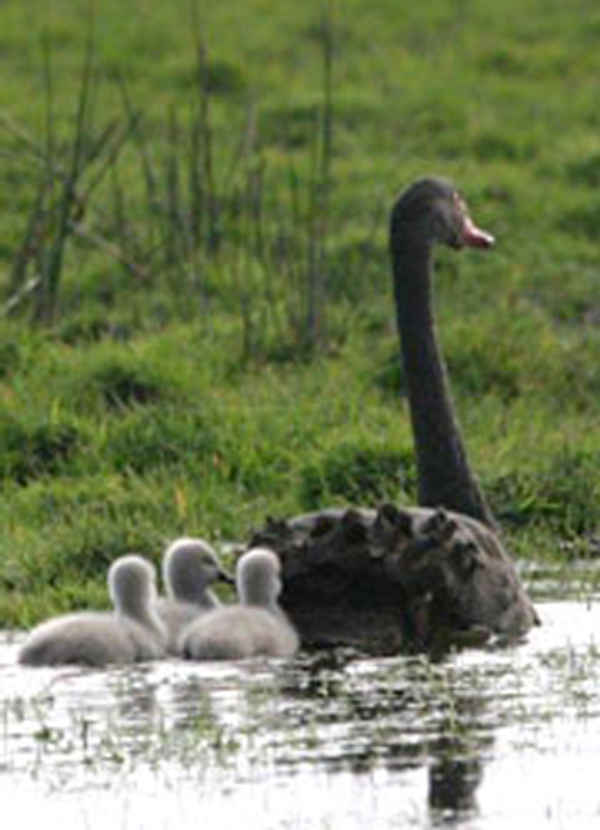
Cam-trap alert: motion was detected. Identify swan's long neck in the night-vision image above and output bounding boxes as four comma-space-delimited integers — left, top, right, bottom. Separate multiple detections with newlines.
239, 581, 275, 610
168, 569, 215, 606
117, 586, 166, 642
238, 568, 279, 612
391, 230, 496, 528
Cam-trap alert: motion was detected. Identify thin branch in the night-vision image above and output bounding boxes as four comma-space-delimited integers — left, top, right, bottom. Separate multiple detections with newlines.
2, 276, 42, 317
69, 220, 148, 279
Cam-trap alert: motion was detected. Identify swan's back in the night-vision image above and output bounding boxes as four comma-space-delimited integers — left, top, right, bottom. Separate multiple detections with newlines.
180, 605, 298, 659
19, 554, 166, 667
155, 598, 208, 654
155, 537, 231, 654
179, 547, 299, 660
18, 612, 158, 666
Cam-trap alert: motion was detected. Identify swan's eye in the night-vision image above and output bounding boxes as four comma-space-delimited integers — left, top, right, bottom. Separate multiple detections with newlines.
430, 199, 460, 246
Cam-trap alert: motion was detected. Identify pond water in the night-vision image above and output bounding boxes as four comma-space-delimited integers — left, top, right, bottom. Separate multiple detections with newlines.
2, 588, 600, 829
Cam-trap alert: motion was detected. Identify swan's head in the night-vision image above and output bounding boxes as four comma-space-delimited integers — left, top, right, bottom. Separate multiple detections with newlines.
391, 177, 495, 251
162, 537, 234, 602
236, 547, 282, 608
108, 554, 158, 614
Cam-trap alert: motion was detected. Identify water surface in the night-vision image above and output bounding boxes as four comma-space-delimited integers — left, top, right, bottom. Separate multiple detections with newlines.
2, 594, 600, 829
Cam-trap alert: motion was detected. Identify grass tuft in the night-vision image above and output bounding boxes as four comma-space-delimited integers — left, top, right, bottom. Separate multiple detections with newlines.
299, 443, 416, 510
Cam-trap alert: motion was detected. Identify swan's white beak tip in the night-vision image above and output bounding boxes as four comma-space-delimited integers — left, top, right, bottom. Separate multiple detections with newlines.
462, 216, 495, 249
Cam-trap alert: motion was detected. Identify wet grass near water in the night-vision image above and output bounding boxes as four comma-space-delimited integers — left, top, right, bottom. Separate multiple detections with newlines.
1, 0, 600, 624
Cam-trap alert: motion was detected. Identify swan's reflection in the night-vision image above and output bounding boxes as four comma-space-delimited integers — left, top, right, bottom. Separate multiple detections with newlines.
428, 750, 483, 817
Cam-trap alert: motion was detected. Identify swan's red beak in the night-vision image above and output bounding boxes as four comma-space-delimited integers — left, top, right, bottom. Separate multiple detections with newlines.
461, 215, 495, 249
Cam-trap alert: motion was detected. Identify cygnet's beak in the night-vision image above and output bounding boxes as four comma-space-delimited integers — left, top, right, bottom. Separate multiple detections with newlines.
217, 567, 235, 585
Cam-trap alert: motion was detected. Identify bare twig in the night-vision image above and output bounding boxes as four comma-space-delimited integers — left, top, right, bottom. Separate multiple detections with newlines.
69, 220, 148, 279
34, 15, 96, 322
2, 276, 42, 317
8, 176, 48, 297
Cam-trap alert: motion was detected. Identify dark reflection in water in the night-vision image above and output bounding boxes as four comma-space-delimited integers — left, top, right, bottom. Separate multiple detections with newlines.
272, 646, 495, 825
426, 690, 492, 820
2, 599, 600, 828
428, 749, 483, 818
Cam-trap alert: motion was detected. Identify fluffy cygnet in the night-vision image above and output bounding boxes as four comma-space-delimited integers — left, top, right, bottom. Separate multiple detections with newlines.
18, 554, 167, 667
154, 537, 233, 654
179, 547, 299, 660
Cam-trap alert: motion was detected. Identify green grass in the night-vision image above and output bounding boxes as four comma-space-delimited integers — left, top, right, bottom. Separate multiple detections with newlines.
1, 0, 600, 625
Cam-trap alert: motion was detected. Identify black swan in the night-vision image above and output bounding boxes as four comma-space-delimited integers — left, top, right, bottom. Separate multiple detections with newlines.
249, 177, 539, 654
179, 547, 299, 659
19, 554, 167, 666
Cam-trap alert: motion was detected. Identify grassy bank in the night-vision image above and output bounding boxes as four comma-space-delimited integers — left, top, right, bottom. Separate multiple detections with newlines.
1, 0, 600, 625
